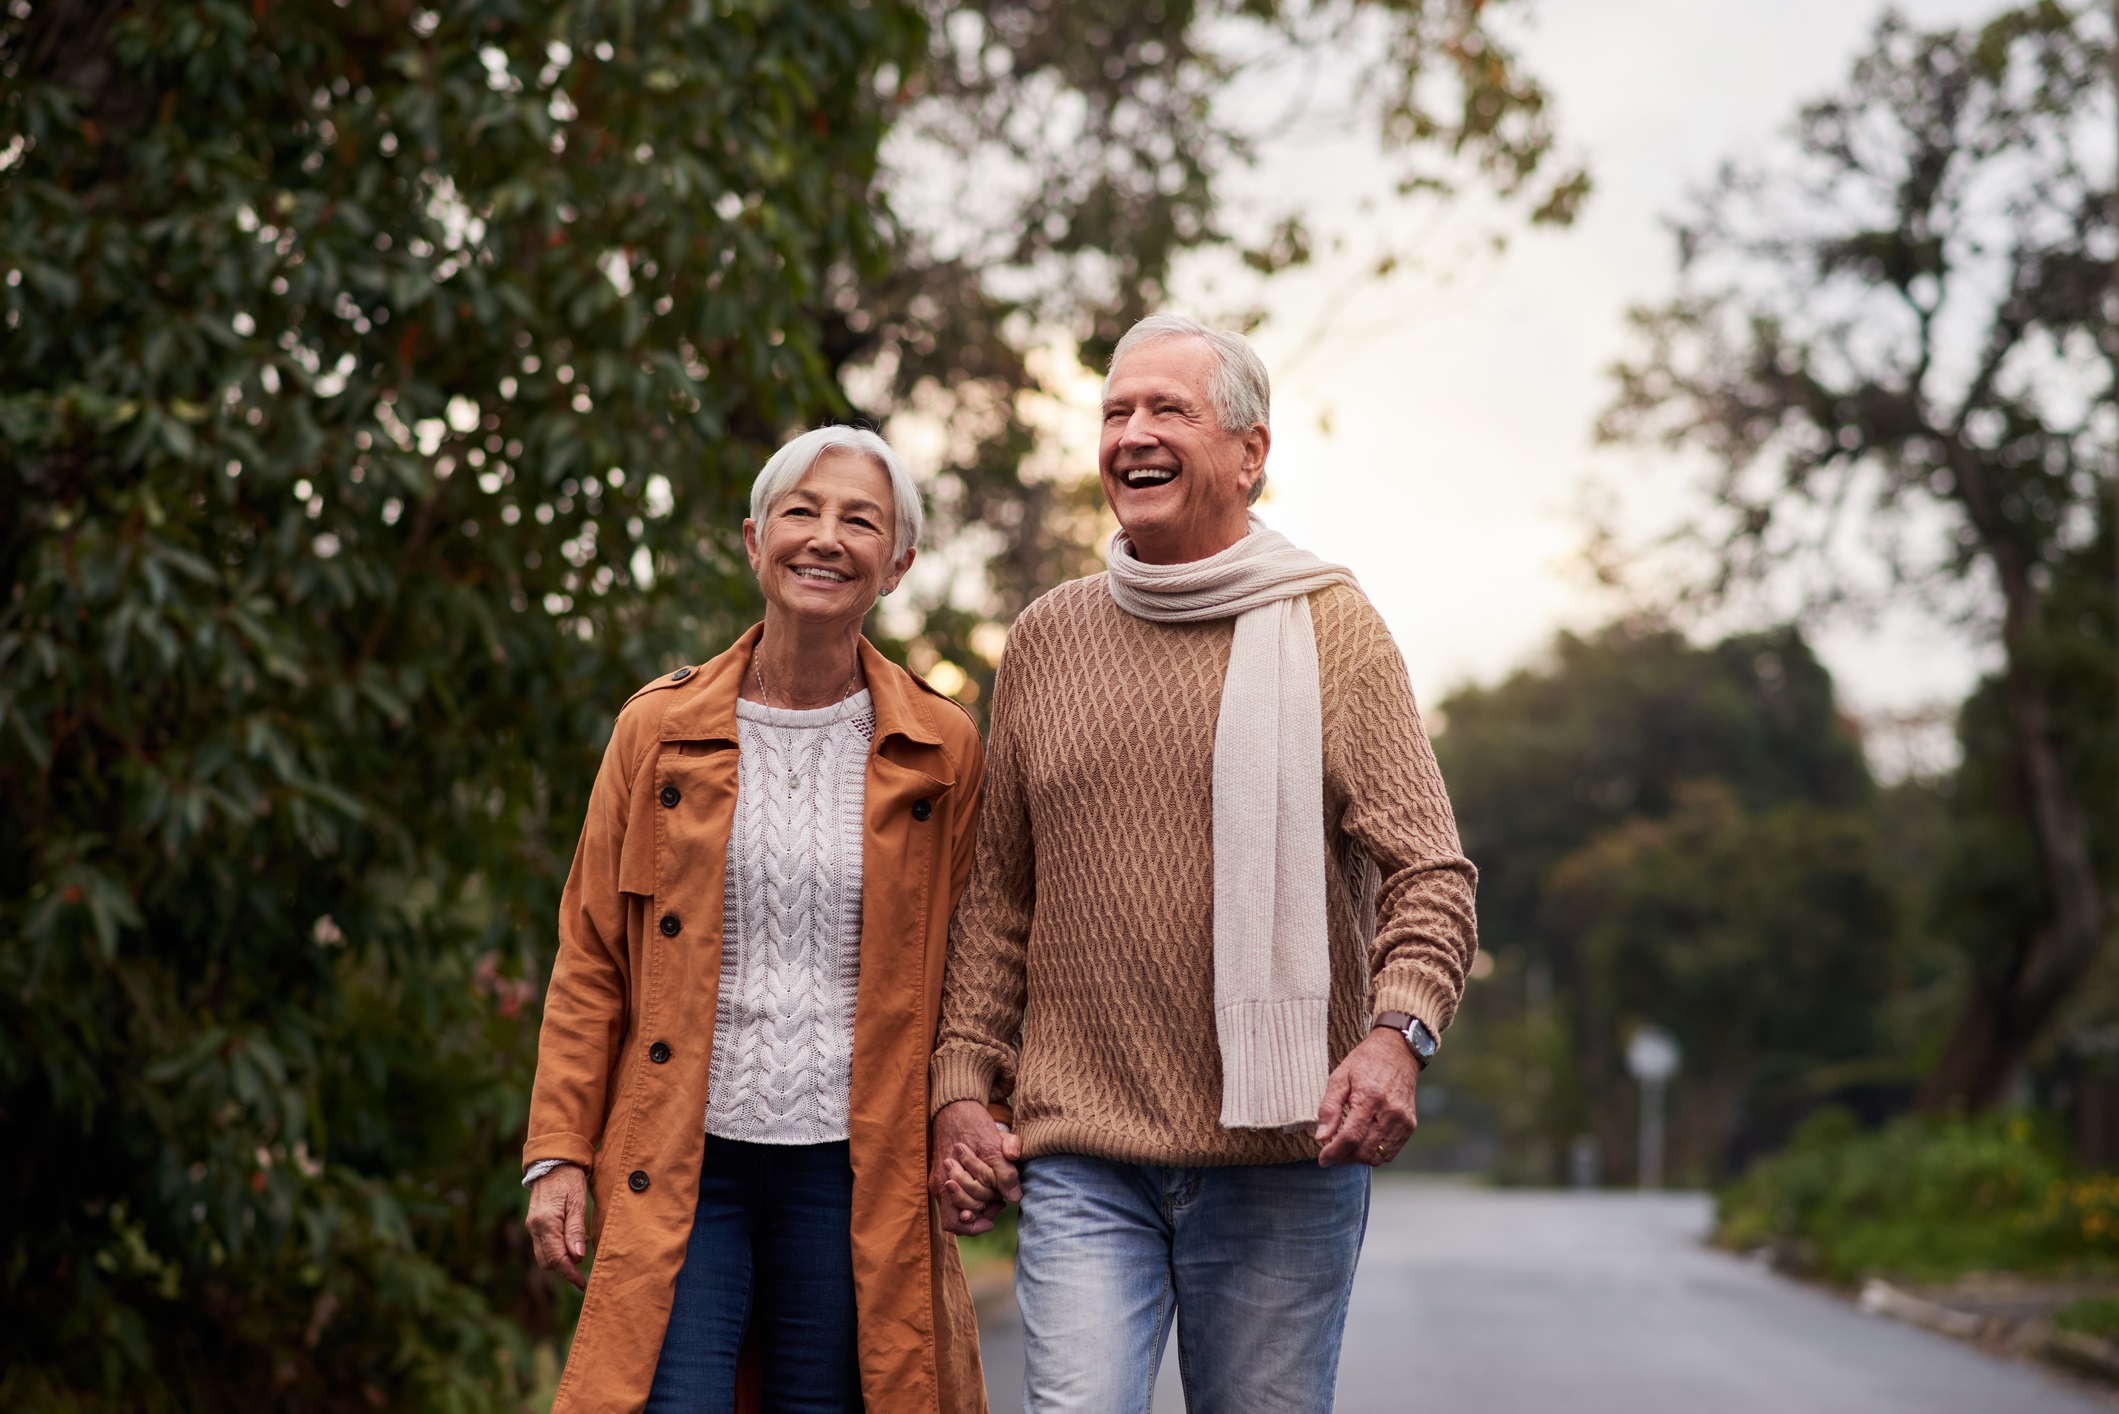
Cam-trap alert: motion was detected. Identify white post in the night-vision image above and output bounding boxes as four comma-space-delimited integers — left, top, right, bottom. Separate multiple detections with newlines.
1626, 1026, 1681, 1191
1637, 1077, 1667, 1190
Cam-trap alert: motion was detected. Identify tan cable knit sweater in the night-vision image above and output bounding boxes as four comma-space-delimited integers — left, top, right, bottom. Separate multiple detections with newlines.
930, 575, 1479, 1166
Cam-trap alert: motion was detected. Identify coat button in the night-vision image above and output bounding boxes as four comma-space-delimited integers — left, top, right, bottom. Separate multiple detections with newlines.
659, 785, 681, 808
669, 666, 693, 682
659, 913, 681, 937
628, 1170, 650, 1193
649, 1041, 671, 1064
912, 799, 932, 822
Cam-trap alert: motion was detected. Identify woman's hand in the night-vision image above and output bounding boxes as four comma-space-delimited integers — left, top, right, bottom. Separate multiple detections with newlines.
930, 1100, 1023, 1236
526, 1164, 591, 1290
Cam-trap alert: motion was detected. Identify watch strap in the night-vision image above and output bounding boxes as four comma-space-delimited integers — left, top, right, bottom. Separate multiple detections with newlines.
1374, 1010, 1437, 1067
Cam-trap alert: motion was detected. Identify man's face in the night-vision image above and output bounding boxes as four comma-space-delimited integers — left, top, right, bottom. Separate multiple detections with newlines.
1098, 337, 1269, 565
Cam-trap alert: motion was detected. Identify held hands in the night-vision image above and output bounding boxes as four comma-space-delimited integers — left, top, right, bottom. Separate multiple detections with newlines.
1315, 1028, 1420, 1167
525, 1163, 591, 1290
929, 1099, 1024, 1235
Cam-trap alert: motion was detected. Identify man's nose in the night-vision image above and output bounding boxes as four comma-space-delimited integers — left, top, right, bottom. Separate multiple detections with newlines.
1117, 411, 1158, 446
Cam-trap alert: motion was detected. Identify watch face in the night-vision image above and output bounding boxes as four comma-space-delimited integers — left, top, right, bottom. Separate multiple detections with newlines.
1407, 1020, 1439, 1058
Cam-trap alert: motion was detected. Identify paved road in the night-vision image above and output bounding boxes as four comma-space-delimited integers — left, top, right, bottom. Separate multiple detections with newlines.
976, 1181, 2114, 1413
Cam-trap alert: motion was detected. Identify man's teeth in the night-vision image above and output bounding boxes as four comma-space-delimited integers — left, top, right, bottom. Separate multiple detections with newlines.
792, 567, 850, 582
1123, 469, 1177, 487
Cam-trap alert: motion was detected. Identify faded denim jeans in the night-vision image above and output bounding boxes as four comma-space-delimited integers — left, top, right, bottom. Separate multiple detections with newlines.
1015, 1153, 1370, 1413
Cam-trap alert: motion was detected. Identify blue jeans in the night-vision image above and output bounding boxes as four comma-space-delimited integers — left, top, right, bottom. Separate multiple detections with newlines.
1015, 1153, 1370, 1413
644, 1135, 861, 1414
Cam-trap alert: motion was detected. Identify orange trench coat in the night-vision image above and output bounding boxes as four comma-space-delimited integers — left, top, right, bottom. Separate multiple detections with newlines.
525, 625, 989, 1414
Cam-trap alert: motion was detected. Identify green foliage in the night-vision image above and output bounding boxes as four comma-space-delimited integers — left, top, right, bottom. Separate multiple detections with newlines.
2056, 1295, 2119, 1339
1554, 783, 1893, 1100
1715, 1110, 2119, 1283
0, 1, 919, 1406
1433, 621, 1891, 1182
1436, 621, 1869, 965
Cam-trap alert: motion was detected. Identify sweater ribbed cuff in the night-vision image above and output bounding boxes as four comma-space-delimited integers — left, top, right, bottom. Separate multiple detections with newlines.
1372, 972, 1459, 1039
1215, 997, 1331, 1130
930, 1050, 1002, 1118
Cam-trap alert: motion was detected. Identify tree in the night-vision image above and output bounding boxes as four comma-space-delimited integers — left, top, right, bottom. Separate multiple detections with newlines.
1547, 782, 1895, 1181
1433, 622, 1878, 1180
1, 2, 921, 1405
1933, 508, 2116, 1102
1436, 621, 1870, 963
1600, 3, 2116, 1108
852, 0, 1590, 699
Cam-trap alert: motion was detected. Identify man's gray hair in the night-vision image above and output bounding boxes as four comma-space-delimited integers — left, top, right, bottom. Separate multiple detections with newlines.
749, 425, 924, 562
1105, 313, 1272, 504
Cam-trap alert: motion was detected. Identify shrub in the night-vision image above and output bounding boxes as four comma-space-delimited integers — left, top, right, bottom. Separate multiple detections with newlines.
1716, 1109, 2115, 1282
2056, 1295, 2119, 1340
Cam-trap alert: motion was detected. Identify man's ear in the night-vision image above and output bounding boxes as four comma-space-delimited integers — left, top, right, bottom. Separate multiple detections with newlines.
1242, 423, 1272, 486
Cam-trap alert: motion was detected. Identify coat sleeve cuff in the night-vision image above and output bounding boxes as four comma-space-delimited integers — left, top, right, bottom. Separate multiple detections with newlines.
523, 1131, 596, 1174
930, 1051, 1001, 1118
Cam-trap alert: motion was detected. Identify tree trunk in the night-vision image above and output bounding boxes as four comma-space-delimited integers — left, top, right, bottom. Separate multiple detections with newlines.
1918, 445, 2107, 1111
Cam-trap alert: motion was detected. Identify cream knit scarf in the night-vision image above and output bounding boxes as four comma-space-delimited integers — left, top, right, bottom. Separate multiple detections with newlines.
1104, 515, 1357, 1129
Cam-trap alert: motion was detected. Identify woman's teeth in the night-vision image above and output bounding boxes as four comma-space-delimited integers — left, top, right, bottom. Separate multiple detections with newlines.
792, 566, 850, 582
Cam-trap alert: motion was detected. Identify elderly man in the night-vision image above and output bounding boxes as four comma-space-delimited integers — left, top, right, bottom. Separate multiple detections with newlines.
927, 313, 1478, 1411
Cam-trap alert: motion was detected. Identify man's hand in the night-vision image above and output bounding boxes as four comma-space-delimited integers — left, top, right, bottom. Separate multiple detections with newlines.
525, 1164, 590, 1290
1315, 1028, 1420, 1167
930, 1099, 1024, 1236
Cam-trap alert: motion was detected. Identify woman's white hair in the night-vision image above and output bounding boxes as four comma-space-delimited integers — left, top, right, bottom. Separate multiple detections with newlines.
749, 425, 924, 562
1104, 313, 1273, 504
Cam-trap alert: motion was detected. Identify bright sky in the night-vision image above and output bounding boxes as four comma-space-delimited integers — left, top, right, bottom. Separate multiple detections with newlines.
1198, 0, 2007, 771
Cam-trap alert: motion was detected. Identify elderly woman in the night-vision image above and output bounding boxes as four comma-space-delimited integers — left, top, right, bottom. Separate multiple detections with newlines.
521, 426, 991, 1414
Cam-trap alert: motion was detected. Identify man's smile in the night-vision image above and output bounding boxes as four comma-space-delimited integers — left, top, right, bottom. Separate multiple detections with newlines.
1119, 466, 1178, 489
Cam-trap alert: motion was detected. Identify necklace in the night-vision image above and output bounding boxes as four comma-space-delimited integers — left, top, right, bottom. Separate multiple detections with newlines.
752, 650, 864, 797
752, 649, 863, 710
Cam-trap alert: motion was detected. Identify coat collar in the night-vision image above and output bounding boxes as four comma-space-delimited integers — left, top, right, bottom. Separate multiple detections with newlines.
656, 622, 946, 751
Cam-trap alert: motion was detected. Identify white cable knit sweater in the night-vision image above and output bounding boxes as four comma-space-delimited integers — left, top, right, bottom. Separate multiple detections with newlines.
703, 690, 873, 1145
521, 689, 874, 1186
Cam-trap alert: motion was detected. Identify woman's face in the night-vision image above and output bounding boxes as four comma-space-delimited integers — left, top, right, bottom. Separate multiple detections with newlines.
743, 450, 912, 631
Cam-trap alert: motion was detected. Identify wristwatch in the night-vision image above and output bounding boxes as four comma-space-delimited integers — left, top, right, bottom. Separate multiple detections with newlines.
1375, 1011, 1439, 1069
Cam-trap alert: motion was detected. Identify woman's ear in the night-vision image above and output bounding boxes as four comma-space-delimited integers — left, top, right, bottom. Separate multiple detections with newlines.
881, 546, 917, 597
741, 518, 762, 574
